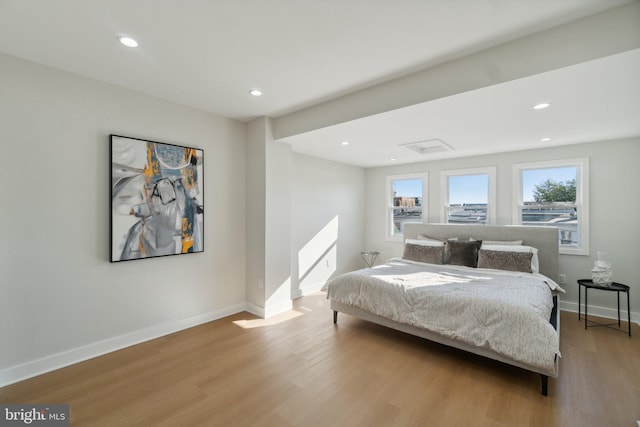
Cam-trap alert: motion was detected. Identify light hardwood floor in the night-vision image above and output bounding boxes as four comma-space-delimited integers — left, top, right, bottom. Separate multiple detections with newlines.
1, 292, 639, 426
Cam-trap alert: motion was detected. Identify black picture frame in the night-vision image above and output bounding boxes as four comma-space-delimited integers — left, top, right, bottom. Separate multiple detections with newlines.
110, 135, 204, 262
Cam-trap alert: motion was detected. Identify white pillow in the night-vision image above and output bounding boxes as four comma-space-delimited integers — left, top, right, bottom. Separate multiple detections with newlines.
476, 239, 523, 246
405, 238, 444, 247
416, 234, 458, 243
480, 244, 539, 274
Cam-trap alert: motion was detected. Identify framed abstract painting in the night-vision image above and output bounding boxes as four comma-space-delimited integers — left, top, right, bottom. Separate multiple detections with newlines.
110, 135, 204, 262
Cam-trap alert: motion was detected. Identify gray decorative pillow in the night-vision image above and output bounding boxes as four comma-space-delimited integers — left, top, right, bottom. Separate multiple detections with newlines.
477, 249, 533, 273
444, 240, 482, 267
403, 243, 444, 264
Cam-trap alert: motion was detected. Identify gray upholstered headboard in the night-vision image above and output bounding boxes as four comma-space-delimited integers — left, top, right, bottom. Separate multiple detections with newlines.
403, 224, 559, 281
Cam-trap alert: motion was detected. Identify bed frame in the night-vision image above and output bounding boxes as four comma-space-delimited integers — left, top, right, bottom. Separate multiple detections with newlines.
331, 224, 560, 396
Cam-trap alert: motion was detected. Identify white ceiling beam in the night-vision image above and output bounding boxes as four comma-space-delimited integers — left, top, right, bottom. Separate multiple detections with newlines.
273, 1, 640, 140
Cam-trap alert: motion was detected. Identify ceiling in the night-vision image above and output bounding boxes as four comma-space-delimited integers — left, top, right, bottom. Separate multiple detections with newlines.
0, 0, 638, 167
281, 48, 640, 167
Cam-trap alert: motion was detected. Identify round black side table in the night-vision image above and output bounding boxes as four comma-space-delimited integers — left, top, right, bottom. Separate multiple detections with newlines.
577, 279, 631, 336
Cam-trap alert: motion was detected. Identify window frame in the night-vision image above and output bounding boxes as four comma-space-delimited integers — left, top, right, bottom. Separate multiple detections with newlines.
385, 173, 428, 241
440, 167, 496, 225
512, 158, 589, 256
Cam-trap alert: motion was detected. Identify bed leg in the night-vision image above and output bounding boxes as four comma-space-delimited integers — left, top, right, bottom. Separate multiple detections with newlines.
333, 311, 338, 324
540, 374, 548, 396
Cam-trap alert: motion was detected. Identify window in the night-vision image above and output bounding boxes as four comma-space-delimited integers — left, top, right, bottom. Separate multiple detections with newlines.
441, 167, 496, 224
386, 173, 427, 240
513, 158, 589, 255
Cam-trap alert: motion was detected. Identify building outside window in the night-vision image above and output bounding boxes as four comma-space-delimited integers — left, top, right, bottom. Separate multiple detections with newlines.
386, 173, 427, 240
441, 167, 496, 224
513, 158, 589, 255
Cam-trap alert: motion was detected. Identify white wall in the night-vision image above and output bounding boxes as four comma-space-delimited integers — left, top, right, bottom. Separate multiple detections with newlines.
0, 53, 247, 385
245, 117, 295, 317
365, 138, 640, 322
291, 154, 366, 298
264, 119, 294, 316
245, 118, 267, 312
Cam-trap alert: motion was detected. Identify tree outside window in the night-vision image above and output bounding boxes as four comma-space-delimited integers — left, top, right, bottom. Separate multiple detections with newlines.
515, 159, 589, 255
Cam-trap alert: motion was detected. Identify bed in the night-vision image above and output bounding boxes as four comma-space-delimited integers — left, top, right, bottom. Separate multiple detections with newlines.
327, 224, 562, 395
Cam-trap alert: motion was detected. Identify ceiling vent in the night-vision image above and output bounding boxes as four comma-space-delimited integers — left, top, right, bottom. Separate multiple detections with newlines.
399, 139, 453, 155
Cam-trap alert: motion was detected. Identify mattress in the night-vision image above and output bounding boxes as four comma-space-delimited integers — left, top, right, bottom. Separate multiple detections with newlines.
327, 258, 563, 374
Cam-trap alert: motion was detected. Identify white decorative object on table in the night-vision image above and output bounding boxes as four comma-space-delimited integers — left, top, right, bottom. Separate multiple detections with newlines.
591, 251, 612, 287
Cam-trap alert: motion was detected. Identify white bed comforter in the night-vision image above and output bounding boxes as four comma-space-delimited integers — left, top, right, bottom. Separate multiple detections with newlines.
327, 258, 564, 372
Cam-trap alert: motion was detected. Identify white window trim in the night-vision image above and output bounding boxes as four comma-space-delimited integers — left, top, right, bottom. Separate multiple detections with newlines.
512, 158, 589, 256
440, 167, 496, 224
386, 173, 428, 241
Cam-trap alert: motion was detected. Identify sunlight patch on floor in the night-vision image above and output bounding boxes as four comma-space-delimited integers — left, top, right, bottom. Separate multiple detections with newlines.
233, 310, 304, 329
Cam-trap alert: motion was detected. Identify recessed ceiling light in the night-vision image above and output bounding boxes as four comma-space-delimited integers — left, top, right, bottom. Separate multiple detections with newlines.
389, 158, 397, 161
540, 137, 552, 142
249, 89, 262, 97
340, 141, 350, 146
533, 102, 551, 110
118, 36, 138, 48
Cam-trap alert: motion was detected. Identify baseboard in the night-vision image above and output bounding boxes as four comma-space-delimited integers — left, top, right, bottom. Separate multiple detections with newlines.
560, 300, 640, 325
291, 282, 326, 299
264, 300, 293, 318
244, 300, 294, 319
0, 303, 247, 388
245, 302, 266, 318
